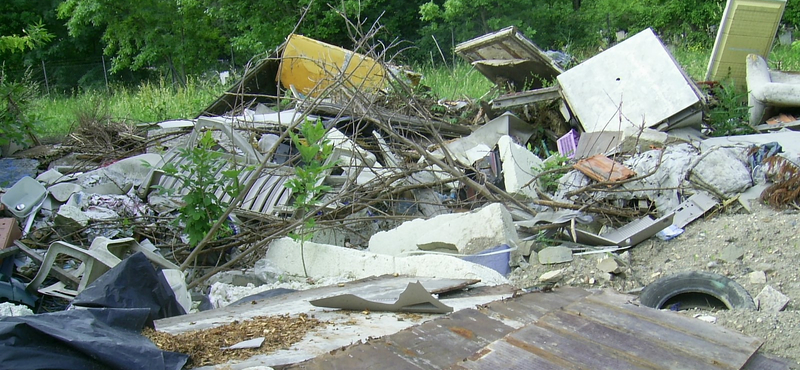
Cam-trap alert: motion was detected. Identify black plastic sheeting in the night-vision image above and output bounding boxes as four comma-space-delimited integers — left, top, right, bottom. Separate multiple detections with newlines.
0, 307, 188, 370
71, 251, 185, 324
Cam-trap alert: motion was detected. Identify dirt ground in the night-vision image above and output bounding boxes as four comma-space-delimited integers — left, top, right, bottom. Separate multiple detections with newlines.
509, 202, 800, 368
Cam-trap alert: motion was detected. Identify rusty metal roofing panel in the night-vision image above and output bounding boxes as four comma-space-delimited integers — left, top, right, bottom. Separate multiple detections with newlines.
478, 287, 590, 327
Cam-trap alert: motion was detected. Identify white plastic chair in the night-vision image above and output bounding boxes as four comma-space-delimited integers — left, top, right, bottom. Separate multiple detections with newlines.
27, 237, 180, 300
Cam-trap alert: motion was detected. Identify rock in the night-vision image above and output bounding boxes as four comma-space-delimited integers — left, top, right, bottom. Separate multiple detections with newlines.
55, 205, 89, 231
748, 270, 767, 284
537, 246, 573, 265
754, 263, 775, 273
597, 255, 622, 274
497, 135, 543, 200
539, 269, 564, 283
0, 302, 33, 317
689, 147, 752, 198
48, 183, 83, 203
755, 285, 790, 312
694, 314, 717, 324
368, 203, 520, 256
718, 245, 744, 263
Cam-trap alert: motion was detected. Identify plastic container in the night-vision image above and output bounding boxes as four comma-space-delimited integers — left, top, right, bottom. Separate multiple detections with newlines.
1, 176, 47, 218
556, 129, 580, 158
461, 244, 515, 276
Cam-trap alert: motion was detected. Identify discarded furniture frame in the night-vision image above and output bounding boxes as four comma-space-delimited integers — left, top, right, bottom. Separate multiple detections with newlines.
745, 54, 800, 126
27, 237, 179, 300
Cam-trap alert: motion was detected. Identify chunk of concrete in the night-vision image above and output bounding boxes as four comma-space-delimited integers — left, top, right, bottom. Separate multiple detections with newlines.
689, 147, 752, 198
497, 135, 543, 199
718, 245, 745, 263
756, 285, 790, 312
368, 203, 520, 256
55, 205, 89, 231
748, 270, 767, 284
537, 246, 573, 265
597, 255, 623, 274
538, 269, 564, 284
265, 237, 508, 286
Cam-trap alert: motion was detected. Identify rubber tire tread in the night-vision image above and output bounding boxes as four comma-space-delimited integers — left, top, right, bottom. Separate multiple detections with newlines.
639, 271, 756, 310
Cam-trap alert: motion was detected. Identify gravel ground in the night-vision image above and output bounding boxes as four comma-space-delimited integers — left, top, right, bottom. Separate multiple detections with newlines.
509, 202, 800, 368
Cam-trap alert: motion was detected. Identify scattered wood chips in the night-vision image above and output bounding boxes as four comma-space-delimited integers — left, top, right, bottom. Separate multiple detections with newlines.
143, 313, 325, 367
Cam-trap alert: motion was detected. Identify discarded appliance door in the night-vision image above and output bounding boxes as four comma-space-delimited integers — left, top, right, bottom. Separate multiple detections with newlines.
557, 28, 704, 133
455, 26, 563, 91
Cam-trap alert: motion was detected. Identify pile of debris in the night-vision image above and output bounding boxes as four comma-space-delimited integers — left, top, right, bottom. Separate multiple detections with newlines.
2, 2, 800, 368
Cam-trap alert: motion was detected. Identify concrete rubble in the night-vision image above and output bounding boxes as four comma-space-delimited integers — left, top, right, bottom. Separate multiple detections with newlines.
1, 24, 800, 370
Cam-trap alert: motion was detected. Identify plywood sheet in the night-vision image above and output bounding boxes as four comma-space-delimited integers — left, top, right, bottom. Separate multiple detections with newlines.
706, 0, 787, 87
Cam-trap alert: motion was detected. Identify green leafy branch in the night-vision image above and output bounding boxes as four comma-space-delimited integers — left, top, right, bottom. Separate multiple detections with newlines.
284, 118, 336, 277
155, 131, 244, 248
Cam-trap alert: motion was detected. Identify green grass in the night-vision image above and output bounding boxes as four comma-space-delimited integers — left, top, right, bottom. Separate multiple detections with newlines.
32, 76, 225, 140
417, 62, 495, 100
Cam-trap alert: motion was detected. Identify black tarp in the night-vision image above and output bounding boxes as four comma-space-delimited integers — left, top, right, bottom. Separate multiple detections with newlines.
71, 251, 185, 324
0, 307, 188, 370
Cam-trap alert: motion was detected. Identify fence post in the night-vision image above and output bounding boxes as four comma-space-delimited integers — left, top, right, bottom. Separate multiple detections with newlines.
102, 56, 109, 92
41, 60, 50, 95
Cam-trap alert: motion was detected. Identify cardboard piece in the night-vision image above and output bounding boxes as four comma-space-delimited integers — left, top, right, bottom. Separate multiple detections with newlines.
310, 281, 453, 314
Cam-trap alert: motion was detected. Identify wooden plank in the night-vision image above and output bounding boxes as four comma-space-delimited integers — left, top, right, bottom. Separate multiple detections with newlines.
507, 321, 652, 370
573, 154, 635, 182
537, 309, 723, 370
562, 292, 761, 369
14, 241, 80, 286
287, 342, 426, 370
456, 339, 564, 370
741, 353, 792, 370
582, 291, 764, 352
381, 308, 514, 369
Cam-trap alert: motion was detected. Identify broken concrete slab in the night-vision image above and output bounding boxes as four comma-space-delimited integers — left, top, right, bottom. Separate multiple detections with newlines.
597, 255, 623, 274
267, 237, 508, 286
536, 246, 573, 265
558, 28, 704, 133
497, 135, 542, 199
718, 245, 745, 263
455, 26, 563, 91
748, 270, 767, 284
706, 0, 787, 87
55, 205, 89, 231
756, 285, 790, 312
538, 269, 564, 283
368, 202, 520, 257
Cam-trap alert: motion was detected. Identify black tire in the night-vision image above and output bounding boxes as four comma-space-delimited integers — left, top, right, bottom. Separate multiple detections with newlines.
640, 271, 756, 310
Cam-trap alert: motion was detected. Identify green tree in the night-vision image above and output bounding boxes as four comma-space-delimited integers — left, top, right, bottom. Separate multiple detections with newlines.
58, 0, 226, 86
